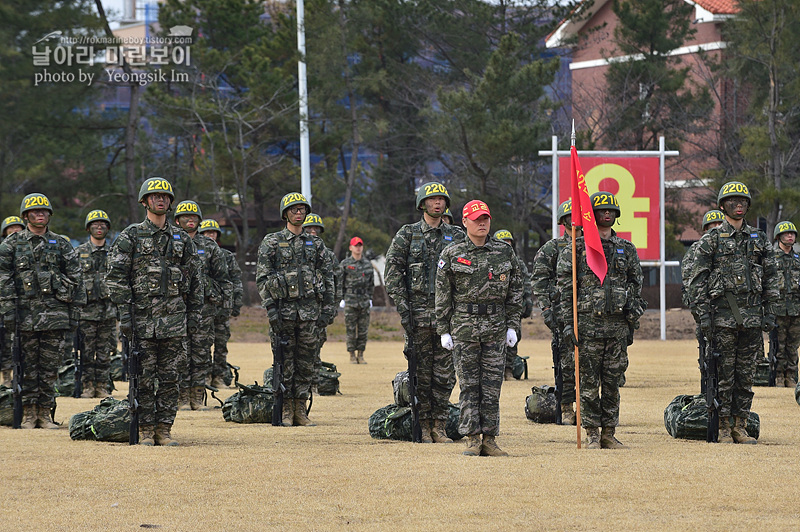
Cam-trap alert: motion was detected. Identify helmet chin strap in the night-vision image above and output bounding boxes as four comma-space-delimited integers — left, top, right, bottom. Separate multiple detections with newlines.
425, 207, 443, 218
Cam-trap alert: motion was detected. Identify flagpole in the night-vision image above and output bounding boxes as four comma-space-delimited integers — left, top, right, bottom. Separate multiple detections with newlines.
571, 121, 582, 449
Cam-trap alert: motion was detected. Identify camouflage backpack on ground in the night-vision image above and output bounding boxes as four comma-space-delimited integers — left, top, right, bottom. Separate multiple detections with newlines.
222, 382, 274, 424
753, 358, 771, 387
392, 371, 411, 406
368, 403, 463, 441
69, 397, 131, 442
511, 355, 528, 380
0, 385, 12, 426
54, 362, 76, 397
663, 394, 760, 440
318, 361, 341, 396
524, 385, 558, 423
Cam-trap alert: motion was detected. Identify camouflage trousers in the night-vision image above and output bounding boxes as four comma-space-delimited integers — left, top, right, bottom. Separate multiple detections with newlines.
269, 319, 317, 400
138, 336, 183, 426
452, 336, 505, 436
345, 305, 370, 353
180, 309, 215, 389
407, 326, 456, 422
714, 326, 760, 419
579, 337, 628, 428
557, 329, 576, 405
19, 330, 65, 409
312, 326, 327, 387
80, 318, 116, 388
212, 313, 231, 380
775, 315, 800, 377
504, 327, 522, 370
0, 328, 10, 372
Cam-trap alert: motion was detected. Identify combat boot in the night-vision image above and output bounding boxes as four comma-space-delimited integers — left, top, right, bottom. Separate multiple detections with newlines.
585, 427, 601, 449
20, 404, 37, 429
357, 350, 366, 364
503, 367, 514, 381
349, 351, 357, 364
420, 419, 433, 443
190, 386, 210, 411
154, 423, 179, 446
0, 369, 11, 386
80, 382, 94, 399
178, 387, 191, 410
430, 420, 453, 443
462, 434, 481, 456
718, 418, 734, 444
210, 375, 226, 389
293, 398, 316, 427
280, 399, 294, 426
600, 426, 624, 449
560, 403, 576, 426
95, 383, 111, 399
481, 435, 509, 456
785, 372, 797, 388
731, 416, 757, 444
138, 424, 155, 446
35, 405, 59, 429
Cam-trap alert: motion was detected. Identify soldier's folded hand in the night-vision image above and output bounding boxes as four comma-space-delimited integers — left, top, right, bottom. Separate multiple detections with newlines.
440, 333, 453, 351
542, 308, 556, 330
762, 314, 777, 333
266, 306, 282, 334
699, 314, 712, 338
369, 300, 373, 308
231, 308, 240, 317
339, 300, 345, 309
505, 328, 518, 347
563, 325, 578, 347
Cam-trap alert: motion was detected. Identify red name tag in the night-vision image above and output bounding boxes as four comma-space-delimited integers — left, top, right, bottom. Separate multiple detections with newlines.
347, 265, 356, 269
456, 257, 472, 266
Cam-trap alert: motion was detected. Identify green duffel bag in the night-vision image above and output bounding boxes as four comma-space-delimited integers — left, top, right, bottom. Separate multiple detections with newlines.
0, 384, 12, 426
663, 394, 760, 440
69, 397, 131, 442
392, 371, 410, 407
222, 382, 274, 424
368, 403, 463, 441
54, 362, 76, 397
753, 359, 771, 387
318, 361, 341, 396
511, 355, 528, 380
524, 385, 558, 424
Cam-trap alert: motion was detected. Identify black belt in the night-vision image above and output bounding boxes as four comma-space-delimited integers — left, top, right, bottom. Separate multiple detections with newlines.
456, 303, 499, 315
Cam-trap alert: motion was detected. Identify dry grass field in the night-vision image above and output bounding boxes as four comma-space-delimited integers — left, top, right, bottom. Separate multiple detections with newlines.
4, 316, 800, 530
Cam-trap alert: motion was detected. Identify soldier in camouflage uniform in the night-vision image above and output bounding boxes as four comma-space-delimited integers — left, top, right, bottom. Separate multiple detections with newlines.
0, 216, 24, 385
557, 192, 645, 449
256, 193, 335, 426
771, 221, 800, 387
688, 181, 779, 444
436, 200, 523, 456
441, 208, 454, 225
339, 236, 374, 364
198, 219, 244, 389
493, 229, 533, 380
301, 213, 339, 393
75, 209, 116, 398
106, 177, 203, 446
532, 200, 581, 424
173, 200, 231, 410
0, 193, 86, 429
385, 182, 465, 444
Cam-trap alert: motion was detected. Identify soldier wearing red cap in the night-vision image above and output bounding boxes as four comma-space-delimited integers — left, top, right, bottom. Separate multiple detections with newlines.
339, 236, 374, 363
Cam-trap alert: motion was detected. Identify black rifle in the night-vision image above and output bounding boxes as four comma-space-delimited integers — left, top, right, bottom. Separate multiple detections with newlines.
120, 333, 129, 382
552, 328, 563, 425
270, 332, 288, 426
11, 307, 23, 429
768, 328, 778, 387
125, 306, 141, 445
703, 329, 720, 443
71, 322, 84, 398
698, 332, 707, 394
403, 316, 422, 443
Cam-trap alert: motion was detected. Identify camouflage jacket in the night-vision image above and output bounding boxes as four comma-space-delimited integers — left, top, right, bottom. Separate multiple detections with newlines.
557, 231, 645, 339
531, 234, 571, 318
518, 256, 533, 319
385, 218, 465, 328
76, 240, 115, 321
688, 220, 779, 328
339, 256, 374, 308
105, 218, 203, 339
435, 236, 523, 342
193, 233, 232, 316
255, 227, 335, 323
0, 227, 85, 331
221, 248, 244, 317
773, 246, 800, 317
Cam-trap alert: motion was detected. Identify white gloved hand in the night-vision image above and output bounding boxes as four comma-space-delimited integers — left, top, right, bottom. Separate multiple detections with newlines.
339, 300, 345, 309
440, 333, 454, 351
505, 328, 518, 347
369, 300, 373, 308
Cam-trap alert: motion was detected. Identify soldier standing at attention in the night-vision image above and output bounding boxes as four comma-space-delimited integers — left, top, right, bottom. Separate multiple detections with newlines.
532, 200, 580, 424
385, 182, 465, 444
76, 209, 116, 398
106, 178, 203, 446
173, 200, 230, 409
0, 216, 24, 386
492, 229, 533, 380
0, 193, 85, 429
441, 208, 454, 225
689, 182, 779, 444
339, 236, 374, 364
256, 194, 335, 426
771, 221, 800, 387
198, 219, 244, 389
435, 200, 523, 456
557, 191, 645, 449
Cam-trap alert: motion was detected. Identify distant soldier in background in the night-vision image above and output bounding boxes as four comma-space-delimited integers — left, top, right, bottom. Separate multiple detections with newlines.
772, 221, 800, 387
385, 182, 465, 444
0, 216, 24, 385
198, 219, 243, 389
0, 193, 85, 429
493, 229, 533, 380
75, 209, 116, 398
174, 200, 231, 410
531, 199, 580, 425
339, 236, 374, 364
442, 208, 454, 225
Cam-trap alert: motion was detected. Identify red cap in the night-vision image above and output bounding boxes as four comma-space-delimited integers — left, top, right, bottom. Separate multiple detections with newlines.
462, 200, 491, 221
350, 236, 363, 246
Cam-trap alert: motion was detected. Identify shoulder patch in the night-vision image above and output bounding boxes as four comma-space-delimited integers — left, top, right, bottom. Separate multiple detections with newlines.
444, 235, 452, 241
198, 249, 205, 255
456, 257, 472, 266
437, 259, 445, 269
305, 240, 313, 246
173, 234, 181, 240
48, 239, 57, 244
617, 249, 624, 254
750, 233, 758, 238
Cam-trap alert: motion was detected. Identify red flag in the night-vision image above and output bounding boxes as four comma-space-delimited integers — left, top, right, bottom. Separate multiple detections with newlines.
570, 146, 608, 284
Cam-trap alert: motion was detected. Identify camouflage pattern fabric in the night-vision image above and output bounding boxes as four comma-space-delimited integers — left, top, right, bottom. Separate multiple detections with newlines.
139, 336, 183, 426
368, 403, 463, 441
713, 326, 761, 418
79, 318, 116, 390
435, 236, 523, 436
0, 384, 12, 425
344, 306, 370, 353
393, 370, 411, 406
222, 382, 273, 424
405, 326, 455, 422
664, 394, 760, 440
524, 385, 558, 423
69, 397, 131, 442
318, 361, 341, 396
340, 256, 373, 352
314, 247, 339, 385
212, 248, 243, 382
775, 315, 800, 379
19, 330, 65, 409
54, 360, 77, 397
0, 327, 11, 374
505, 256, 532, 370
773, 247, 800, 379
